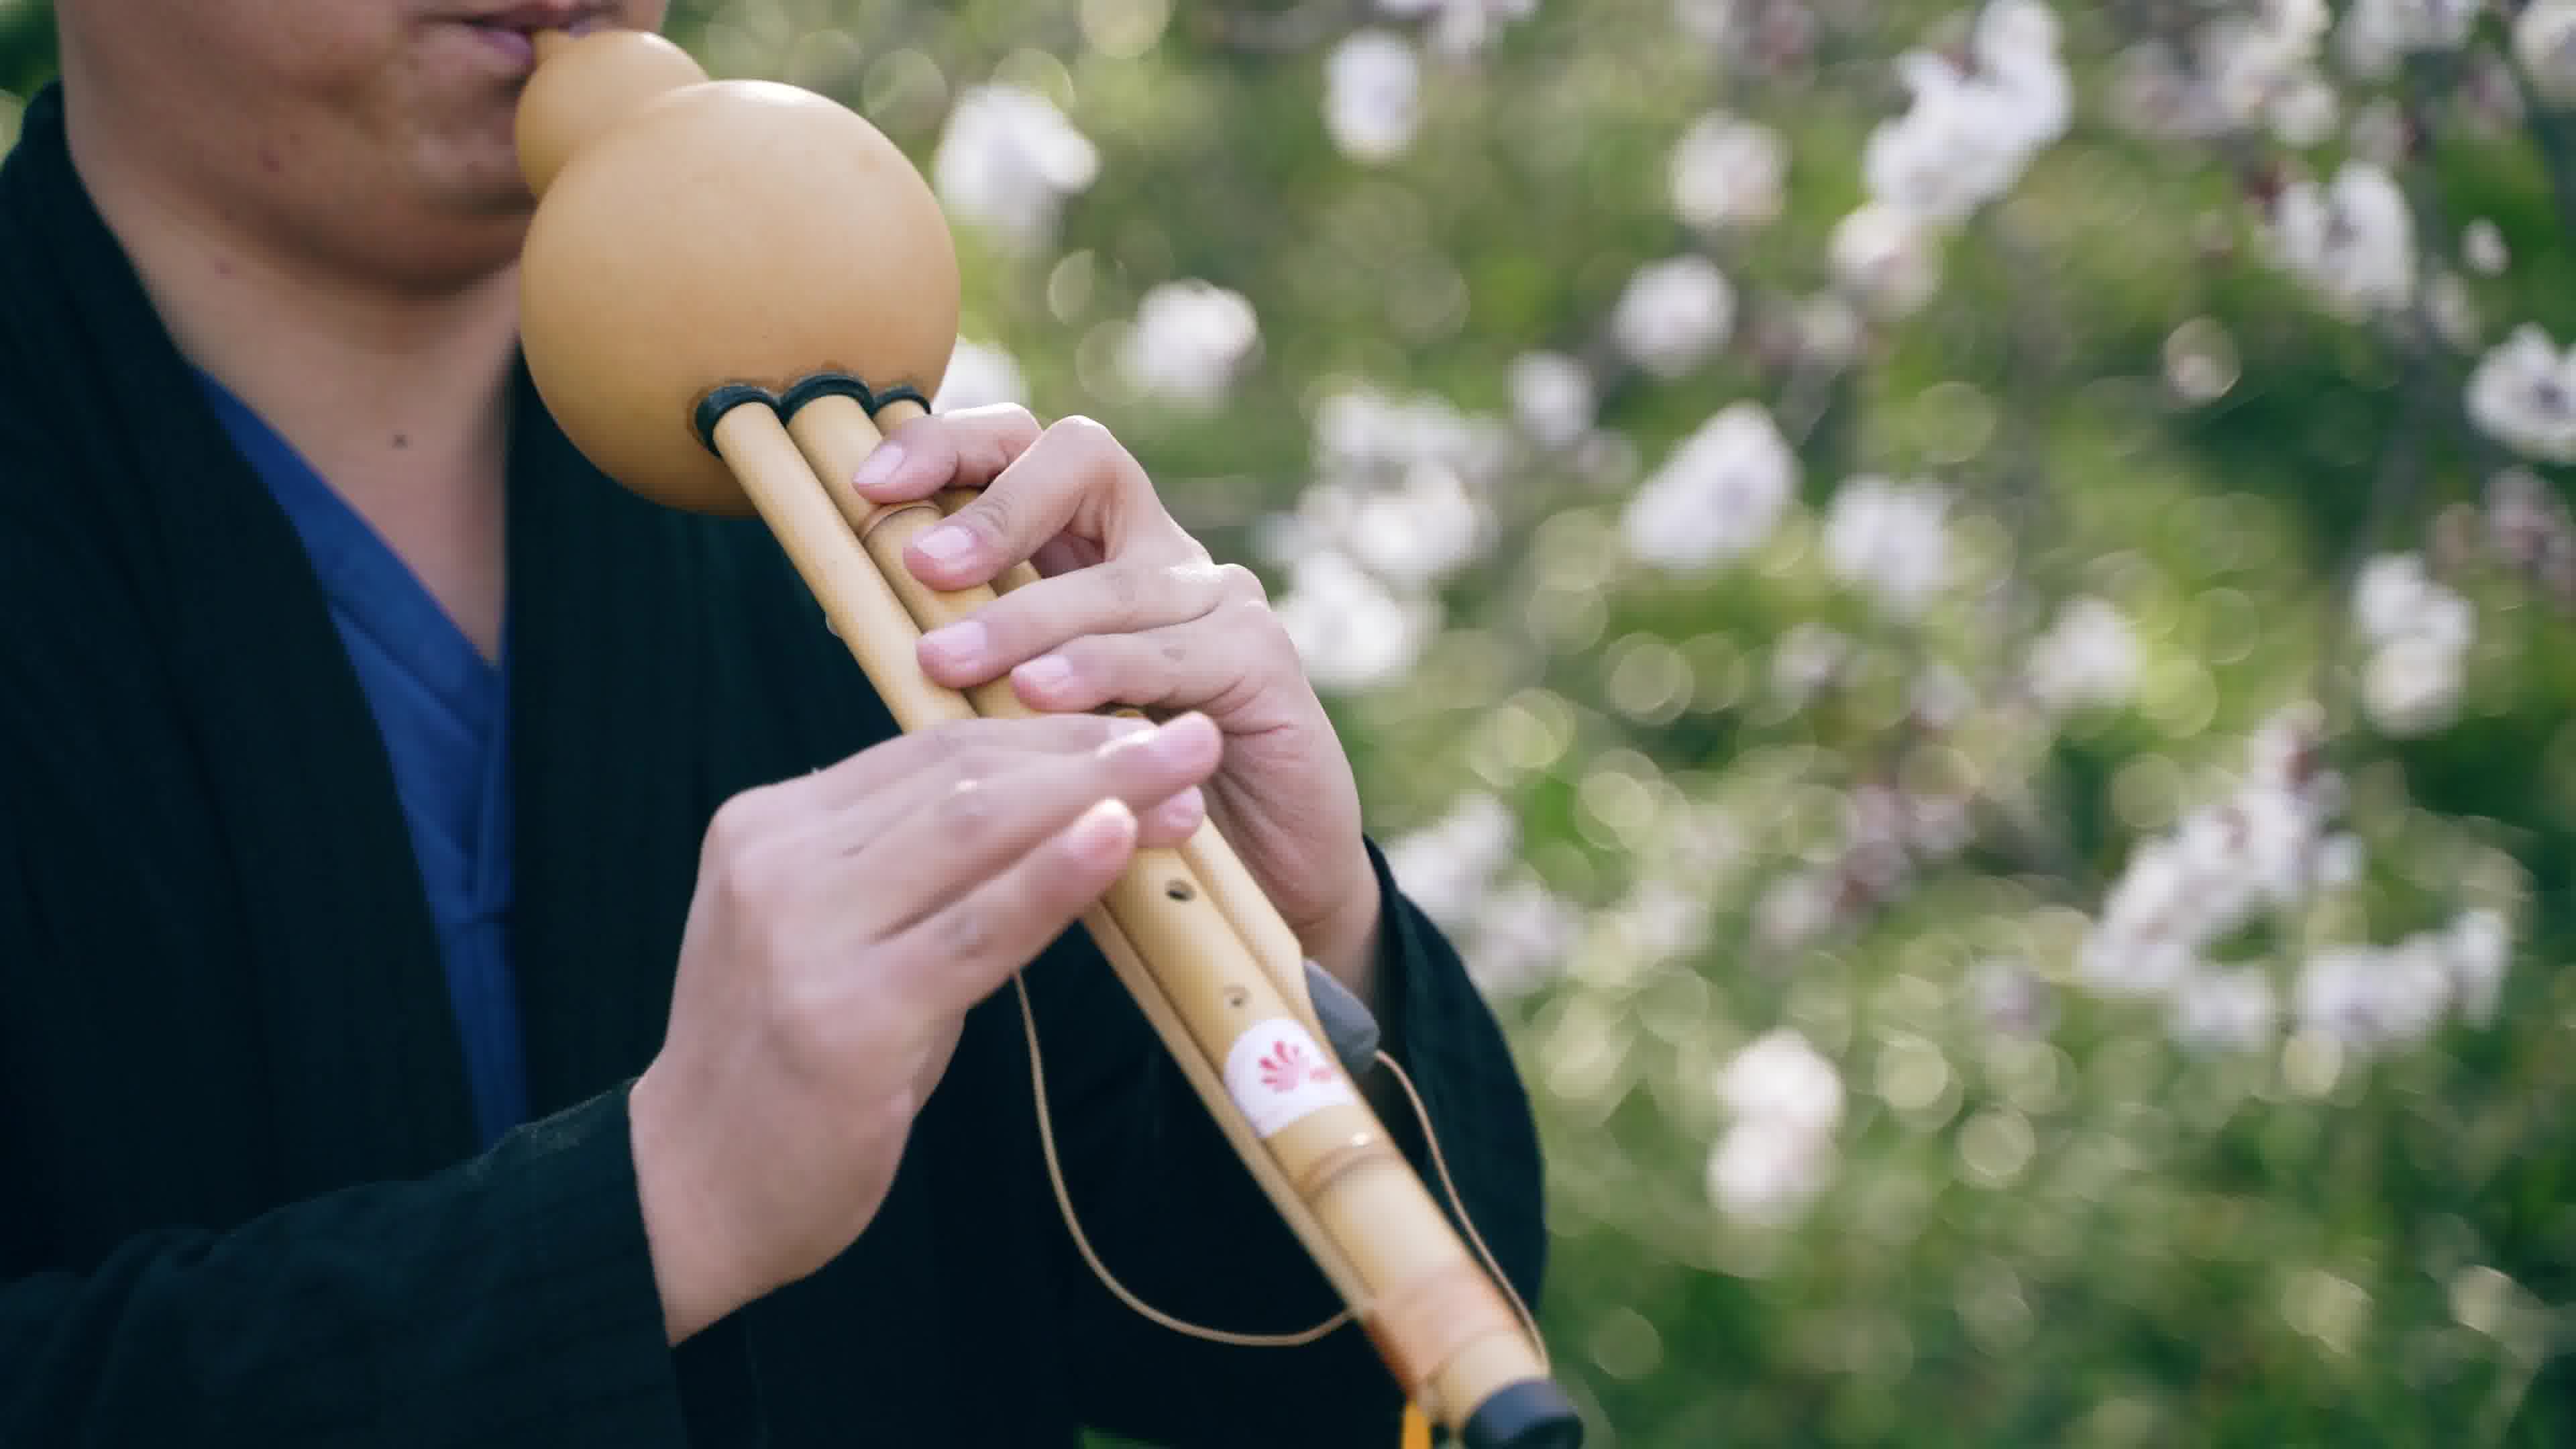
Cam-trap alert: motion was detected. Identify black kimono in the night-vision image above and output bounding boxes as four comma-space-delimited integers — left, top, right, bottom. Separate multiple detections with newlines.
0, 84, 1547, 1447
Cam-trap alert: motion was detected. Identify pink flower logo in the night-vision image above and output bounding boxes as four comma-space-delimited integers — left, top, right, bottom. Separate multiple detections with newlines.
1257, 1036, 1335, 1093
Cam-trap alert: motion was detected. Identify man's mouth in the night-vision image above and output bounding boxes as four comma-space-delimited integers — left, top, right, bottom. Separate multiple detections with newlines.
454, 4, 611, 67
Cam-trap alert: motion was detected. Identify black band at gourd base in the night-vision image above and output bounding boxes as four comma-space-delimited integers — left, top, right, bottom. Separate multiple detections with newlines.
697, 374, 933, 454
777, 371, 932, 423
777, 371, 875, 421
865, 382, 928, 417
691, 382, 780, 454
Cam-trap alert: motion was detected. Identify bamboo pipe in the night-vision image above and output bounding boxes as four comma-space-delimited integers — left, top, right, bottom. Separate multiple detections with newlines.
780, 388, 1546, 1428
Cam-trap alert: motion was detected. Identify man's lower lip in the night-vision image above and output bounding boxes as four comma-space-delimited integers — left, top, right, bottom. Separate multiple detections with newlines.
464, 23, 538, 67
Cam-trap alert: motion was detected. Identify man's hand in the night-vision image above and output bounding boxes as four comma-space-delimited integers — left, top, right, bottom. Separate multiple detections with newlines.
847, 405, 1386, 998
630, 712, 1219, 1344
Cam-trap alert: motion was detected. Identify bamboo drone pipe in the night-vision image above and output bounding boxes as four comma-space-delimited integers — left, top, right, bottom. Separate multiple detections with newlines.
722, 390, 1544, 1425
788, 394, 1559, 1405
513, 29, 1580, 1447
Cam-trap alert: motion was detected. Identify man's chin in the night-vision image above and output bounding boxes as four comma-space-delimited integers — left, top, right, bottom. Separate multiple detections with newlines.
421, 128, 542, 221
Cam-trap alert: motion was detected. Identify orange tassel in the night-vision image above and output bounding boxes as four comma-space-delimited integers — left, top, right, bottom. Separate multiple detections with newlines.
1401, 1403, 1432, 1449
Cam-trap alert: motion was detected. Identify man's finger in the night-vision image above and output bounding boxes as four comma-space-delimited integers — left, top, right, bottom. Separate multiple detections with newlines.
854, 712, 1222, 938
879, 796, 1141, 1018
791, 712, 1152, 816
914, 557, 1234, 692
847, 403, 1043, 502
1006, 603, 1301, 720
900, 417, 1177, 593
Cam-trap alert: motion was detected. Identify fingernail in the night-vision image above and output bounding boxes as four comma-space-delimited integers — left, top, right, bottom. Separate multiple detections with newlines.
1016, 654, 1075, 693
913, 525, 974, 566
1149, 786, 1206, 835
920, 621, 986, 668
851, 441, 906, 492
1142, 714, 1211, 765
1069, 798, 1137, 859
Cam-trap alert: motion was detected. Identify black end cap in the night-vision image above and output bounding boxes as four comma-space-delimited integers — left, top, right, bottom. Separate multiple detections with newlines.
1460, 1379, 1585, 1449
692, 383, 778, 454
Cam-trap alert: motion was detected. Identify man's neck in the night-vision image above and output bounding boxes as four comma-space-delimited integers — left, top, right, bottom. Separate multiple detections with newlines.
68, 109, 523, 660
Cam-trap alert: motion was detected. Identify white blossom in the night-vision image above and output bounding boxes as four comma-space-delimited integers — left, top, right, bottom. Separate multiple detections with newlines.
1340, 463, 1485, 588
1721, 1028, 1845, 1135
1672, 112, 1788, 230
2447, 908, 2511, 1025
2082, 711, 2346, 1002
1313, 386, 1517, 486
1613, 254, 1735, 378
2288, 916, 2509, 1051
2428, 270, 2481, 351
932, 85, 1100, 254
1753, 867, 1842, 950
1823, 476, 1951, 619
2269, 162, 2416, 318
2297, 940, 2453, 1053
1708, 1117, 1837, 1226
2518, 2, 2576, 106
1509, 351, 1595, 447
1290, 392, 1499, 590
1796, 294, 1866, 369
1831, 202, 1941, 319
2026, 597, 2141, 710
2079, 928, 2198, 998
1379, 0, 1536, 57
2468, 325, 2576, 462
1325, 30, 1422, 162
1621, 402, 1796, 570
1464, 873, 1580, 999
2364, 632, 2468, 735
2486, 467, 2576, 584
2270, 0, 2336, 48
1385, 793, 1518, 927
2354, 551, 2471, 648
2464, 218, 2511, 275
2200, 0, 2335, 141
2269, 74, 2343, 147
1911, 661, 1977, 731
1273, 547, 1437, 692
1973, 957, 2059, 1036
1862, 2, 2070, 225
1669, 0, 1735, 46
2112, 41, 2224, 141
2180, 790, 2314, 912
2337, 0, 2480, 81
2094, 837, 2202, 945
2347, 98, 2410, 170
2171, 967, 2280, 1052
1770, 623, 1853, 706
931, 339, 1028, 414
1615, 875, 1715, 961
1120, 280, 1259, 409
2351, 554, 2474, 721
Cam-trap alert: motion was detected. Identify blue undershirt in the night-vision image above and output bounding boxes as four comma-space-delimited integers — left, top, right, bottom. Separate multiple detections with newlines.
197, 374, 531, 1150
